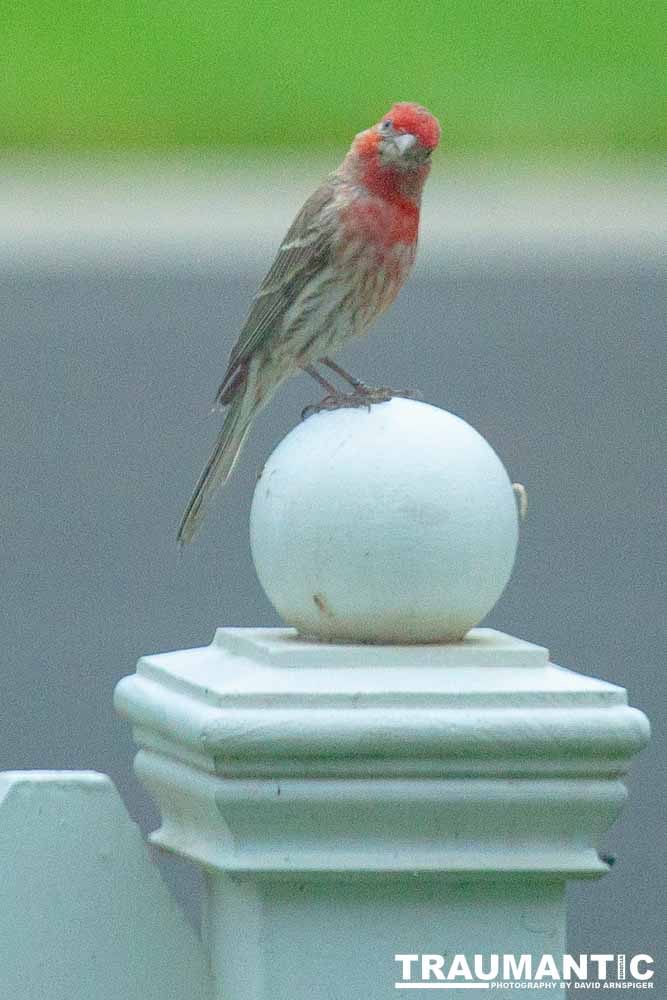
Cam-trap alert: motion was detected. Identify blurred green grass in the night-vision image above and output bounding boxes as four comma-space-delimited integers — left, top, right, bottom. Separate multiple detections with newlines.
2, 1, 665, 154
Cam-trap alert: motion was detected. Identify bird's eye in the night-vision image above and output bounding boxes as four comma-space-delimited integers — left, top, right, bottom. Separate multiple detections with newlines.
381, 119, 393, 131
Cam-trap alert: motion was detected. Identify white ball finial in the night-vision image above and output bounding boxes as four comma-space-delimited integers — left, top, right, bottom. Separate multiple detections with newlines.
250, 397, 519, 643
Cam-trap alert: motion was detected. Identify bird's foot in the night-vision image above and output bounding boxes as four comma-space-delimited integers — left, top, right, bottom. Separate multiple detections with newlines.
301, 385, 421, 420
301, 390, 379, 420
369, 386, 423, 402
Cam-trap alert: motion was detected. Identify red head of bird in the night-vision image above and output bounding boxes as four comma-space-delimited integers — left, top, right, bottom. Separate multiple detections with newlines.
345, 102, 441, 203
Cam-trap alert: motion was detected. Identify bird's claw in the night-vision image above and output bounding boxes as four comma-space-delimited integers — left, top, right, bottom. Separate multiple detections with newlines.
372, 386, 423, 401
301, 385, 420, 420
301, 391, 375, 420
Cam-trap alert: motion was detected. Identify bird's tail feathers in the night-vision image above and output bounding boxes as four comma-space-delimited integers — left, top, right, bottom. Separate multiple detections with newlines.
177, 375, 259, 545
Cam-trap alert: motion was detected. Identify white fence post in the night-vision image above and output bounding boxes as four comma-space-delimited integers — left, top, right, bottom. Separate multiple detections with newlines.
115, 401, 650, 997
0, 771, 212, 1000
115, 626, 648, 998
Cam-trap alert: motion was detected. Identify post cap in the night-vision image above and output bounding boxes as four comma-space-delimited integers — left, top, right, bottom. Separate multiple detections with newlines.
250, 397, 519, 643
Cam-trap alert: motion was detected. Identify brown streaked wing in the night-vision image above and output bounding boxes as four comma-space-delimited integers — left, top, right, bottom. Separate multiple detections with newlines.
224, 178, 339, 377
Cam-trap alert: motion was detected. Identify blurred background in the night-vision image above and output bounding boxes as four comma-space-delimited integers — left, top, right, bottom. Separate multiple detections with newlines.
2, 0, 665, 973
2, 1, 664, 155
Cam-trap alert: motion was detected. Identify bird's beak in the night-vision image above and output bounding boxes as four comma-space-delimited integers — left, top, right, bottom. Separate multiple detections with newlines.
393, 133, 417, 156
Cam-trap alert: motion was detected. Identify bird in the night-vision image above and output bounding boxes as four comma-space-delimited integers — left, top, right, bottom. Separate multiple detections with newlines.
177, 101, 441, 545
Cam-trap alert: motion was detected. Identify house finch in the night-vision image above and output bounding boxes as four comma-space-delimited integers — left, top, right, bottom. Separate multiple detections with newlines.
178, 102, 441, 544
